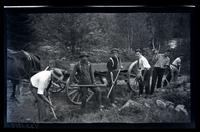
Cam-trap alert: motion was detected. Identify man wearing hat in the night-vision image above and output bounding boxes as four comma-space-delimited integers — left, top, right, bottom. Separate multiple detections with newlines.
163, 54, 184, 85
106, 48, 123, 107
29, 67, 63, 122
135, 49, 151, 96
69, 52, 102, 111
170, 55, 183, 82
150, 49, 171, 94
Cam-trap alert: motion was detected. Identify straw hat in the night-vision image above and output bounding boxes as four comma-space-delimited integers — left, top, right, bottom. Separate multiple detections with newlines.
110, 48, 120, 53
51, 68, 64, 80
135, 48, 141, 53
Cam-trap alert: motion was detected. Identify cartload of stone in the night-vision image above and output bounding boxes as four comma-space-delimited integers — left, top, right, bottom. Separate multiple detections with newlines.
118, 99, 188, 116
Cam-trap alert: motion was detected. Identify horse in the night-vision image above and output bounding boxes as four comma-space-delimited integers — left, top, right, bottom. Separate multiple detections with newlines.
7, 49, 41, 100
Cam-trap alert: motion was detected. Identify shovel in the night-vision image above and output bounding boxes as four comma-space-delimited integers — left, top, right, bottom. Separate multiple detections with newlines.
47, 94, 58, 120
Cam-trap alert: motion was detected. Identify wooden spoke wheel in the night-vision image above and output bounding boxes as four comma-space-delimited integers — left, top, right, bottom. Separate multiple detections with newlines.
49, 79, 66, 93
127, 61, 139, 94
66, 77, 94, 105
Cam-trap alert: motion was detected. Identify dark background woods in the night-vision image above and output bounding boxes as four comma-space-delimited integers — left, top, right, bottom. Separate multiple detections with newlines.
5, 13, 190, 74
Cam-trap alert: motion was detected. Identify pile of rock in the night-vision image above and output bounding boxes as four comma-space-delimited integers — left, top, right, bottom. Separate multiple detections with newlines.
174, 104, 188, 116
118, 99, 189, 117
118, 100, 144, 115
155, 99, 188, 116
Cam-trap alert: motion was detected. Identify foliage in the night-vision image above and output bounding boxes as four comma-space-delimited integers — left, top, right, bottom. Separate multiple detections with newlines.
5, 13, 190, 73
5, 13, 34, 50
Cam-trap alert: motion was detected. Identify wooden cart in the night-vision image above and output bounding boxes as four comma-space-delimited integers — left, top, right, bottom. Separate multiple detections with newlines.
52, 61, 140, 105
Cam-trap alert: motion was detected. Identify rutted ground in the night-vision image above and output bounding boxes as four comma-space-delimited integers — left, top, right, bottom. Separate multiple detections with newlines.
6, 76, 190, 123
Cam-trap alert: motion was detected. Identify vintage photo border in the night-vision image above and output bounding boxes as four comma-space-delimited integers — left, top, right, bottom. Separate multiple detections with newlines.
3, 5, 197, 129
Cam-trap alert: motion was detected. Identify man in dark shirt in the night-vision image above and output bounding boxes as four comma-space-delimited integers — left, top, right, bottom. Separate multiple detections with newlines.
106, 48, 123, 107
69, 52, 102, 111
150, 49, 171, 94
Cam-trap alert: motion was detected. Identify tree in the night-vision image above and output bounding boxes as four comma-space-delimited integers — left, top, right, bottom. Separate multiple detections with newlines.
148, 13, 190, 52
114, 13, 151, 50
5, 13, 34, 50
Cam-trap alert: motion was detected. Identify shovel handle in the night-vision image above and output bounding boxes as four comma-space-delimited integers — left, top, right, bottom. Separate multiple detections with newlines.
48, 96, 57, 120
107, 69, 121, 98
70, 84, 106, 87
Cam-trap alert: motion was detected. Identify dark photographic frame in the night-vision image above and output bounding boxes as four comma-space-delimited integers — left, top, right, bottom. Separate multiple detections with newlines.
3, 4, 197, 129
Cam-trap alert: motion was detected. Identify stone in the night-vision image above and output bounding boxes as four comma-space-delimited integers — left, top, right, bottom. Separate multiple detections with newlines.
175, 105, 188, 116
156, 100, 167, 109
168, 105, 175, 111
165, 101, 175, 107
119, 100, 143, 114
175, 104, 185, 110
144, 102, 151, 108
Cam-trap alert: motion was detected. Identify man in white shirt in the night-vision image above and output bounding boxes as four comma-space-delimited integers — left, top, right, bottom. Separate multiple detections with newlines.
150, 49, 170, 94
30, 67, 63, 122
170, 55, 183, 82
135, 49, 151, 96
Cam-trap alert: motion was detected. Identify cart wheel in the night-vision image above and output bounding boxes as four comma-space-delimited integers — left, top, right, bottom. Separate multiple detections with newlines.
49, 79, 66, 93
66, 78, 94, 105
127, 61, 139, 94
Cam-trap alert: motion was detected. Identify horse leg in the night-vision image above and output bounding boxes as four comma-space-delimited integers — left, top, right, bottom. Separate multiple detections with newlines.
10, 80, 19, 100
10, 84, 16, 99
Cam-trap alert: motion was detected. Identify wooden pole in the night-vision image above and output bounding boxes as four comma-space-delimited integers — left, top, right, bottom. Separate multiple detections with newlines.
47, 95, 57, 120
70, 84, 106, 87
107, 69, 121, 98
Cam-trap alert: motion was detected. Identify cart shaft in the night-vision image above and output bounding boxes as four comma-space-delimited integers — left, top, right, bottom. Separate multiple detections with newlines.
70, 84, 106, 87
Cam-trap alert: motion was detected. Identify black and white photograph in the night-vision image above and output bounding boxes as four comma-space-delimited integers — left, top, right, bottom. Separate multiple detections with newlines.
4, 6, 195, 128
